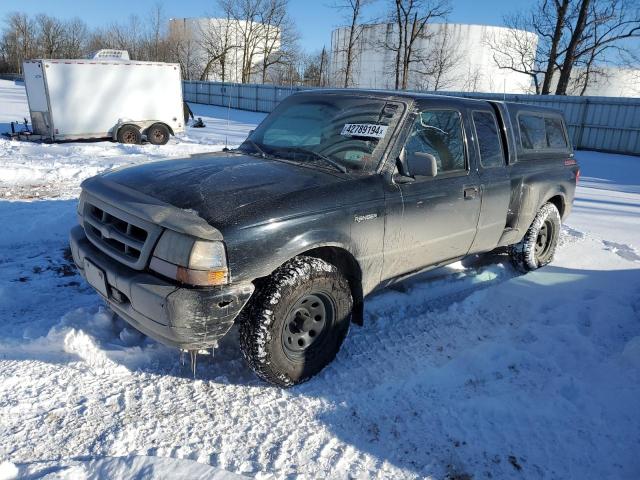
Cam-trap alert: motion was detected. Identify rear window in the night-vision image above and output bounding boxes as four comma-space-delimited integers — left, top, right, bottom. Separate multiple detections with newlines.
518, 113, 568, 151
545, 117, 568, 149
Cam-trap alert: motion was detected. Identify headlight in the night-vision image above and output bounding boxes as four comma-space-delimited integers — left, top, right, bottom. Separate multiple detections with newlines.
149, 230, 228, 286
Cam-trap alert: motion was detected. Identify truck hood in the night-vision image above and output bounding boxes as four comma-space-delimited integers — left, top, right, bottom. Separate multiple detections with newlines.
100, 152, 346, 226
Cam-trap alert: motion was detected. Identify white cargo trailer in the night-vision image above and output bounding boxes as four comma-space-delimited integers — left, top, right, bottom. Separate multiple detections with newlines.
22, 58, 184, 144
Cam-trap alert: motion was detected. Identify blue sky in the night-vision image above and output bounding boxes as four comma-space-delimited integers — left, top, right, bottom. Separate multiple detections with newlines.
0, 0, 532, 52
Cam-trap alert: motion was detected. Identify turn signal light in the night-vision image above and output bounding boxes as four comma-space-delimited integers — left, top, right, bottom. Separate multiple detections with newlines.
150, 256, 229, 286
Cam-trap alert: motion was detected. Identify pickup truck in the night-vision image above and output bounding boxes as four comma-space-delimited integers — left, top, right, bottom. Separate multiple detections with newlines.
69, 90, 580, 386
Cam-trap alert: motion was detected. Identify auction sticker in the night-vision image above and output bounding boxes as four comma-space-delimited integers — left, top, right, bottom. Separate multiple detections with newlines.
341, 123, 388, 138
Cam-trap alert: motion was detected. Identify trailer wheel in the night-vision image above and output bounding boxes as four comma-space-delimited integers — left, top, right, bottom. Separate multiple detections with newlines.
117, 125, 141, 145
146, 123, 170, 145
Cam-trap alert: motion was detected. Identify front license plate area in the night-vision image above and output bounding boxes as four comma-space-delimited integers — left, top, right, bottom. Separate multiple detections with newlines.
84, 259, 109, 298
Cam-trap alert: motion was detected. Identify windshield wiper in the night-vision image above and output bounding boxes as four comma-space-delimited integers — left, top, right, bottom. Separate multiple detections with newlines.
242, 139, 270, 158
289, 147, 348, 173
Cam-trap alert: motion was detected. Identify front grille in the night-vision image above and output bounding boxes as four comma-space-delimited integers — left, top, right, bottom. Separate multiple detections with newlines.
85, 204, 148, 260
82, 198, 159, 269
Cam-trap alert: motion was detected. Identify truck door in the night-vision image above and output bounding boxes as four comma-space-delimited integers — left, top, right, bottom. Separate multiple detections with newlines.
382, 106, 481, 280
467, 108, 512, 254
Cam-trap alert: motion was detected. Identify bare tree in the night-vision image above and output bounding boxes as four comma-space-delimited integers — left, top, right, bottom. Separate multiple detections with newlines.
167, 20, 204, 80
147, 3, 165, 61
300, 47, 331, 86
414, 25, 461, 91
2, 13, 37, 73
219, 0, 265, 82
461, 65, 483, 92
535, 0, 572, 94
384, 0, 451, 90
486, 13, 544, 93
331, 0, 374, 87
63, 18, 89, 58
555, 0, 592, 94
197, 17, 237, 81
497, 0, 640, 95
558, 0, 640, 94
259, 0, 295, 83
35, 14, 66, 58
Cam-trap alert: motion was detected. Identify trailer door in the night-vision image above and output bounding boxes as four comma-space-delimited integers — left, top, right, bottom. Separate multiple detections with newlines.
22, 61, 51, 137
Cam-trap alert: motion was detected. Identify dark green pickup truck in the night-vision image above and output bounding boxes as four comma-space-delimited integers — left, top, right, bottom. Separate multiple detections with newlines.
70, 90, 579, 386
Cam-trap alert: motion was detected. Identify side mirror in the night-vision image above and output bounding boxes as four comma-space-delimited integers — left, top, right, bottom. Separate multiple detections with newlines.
394, 148, 415, 184
407, 152, 438, 177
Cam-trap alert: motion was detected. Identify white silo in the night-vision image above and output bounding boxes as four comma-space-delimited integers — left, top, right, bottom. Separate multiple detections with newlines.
329, 23, 538, 94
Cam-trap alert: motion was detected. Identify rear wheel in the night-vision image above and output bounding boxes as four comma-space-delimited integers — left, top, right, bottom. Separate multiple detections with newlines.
509, 202, 561, 272
146, 123, 170, 145
117, 125, 141, 144
239, 256, 352, 387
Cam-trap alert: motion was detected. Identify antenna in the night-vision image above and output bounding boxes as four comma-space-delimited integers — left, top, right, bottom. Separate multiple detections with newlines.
223, 90, 231, 151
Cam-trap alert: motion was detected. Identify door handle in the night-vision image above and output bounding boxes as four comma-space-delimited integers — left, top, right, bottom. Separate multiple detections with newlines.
463, 186, 478, 199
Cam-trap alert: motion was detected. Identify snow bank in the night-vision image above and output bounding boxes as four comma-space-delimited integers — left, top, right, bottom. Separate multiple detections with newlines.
0, 462, 18, 480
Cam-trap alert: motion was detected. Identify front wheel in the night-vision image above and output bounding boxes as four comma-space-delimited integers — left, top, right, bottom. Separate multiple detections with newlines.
509, 202, 561, 272
239, 256, 352, 387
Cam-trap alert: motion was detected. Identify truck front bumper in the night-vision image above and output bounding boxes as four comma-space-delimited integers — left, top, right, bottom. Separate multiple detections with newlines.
69, 225, 254, 350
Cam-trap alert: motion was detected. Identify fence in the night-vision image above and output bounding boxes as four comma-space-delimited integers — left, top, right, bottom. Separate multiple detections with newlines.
0, 73, 23, 81
183, 80, 640, 156
182, 81, 304, 114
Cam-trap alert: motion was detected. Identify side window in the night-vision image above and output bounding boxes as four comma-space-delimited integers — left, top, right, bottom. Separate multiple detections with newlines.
472, 111, 504, 167
404, 109, 465, 174
518, 114, 546, 150
545, 117, 568, 149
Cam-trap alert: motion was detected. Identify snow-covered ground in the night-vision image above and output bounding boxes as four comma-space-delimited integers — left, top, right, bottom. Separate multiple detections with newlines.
0, 79, 639, 479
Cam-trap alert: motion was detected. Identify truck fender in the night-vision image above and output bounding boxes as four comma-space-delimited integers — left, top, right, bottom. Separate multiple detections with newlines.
254, 231, 365, 326
515, 185, 567, 236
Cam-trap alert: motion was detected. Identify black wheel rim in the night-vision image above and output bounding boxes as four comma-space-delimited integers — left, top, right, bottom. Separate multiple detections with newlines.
282, 292, 334, 361
535, 219, 555, 262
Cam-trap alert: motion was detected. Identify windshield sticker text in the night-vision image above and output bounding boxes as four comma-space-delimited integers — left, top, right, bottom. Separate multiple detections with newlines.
341, 124, 388, 139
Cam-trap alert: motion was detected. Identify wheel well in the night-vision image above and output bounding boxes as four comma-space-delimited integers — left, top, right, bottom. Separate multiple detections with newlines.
118, 123, 139, 132
304, 246, 364, 326
250, 247, 365, 326
546, 195, 565, 218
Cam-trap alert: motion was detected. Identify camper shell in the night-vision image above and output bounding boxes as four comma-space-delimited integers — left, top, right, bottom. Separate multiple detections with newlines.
22, 58, 184, 144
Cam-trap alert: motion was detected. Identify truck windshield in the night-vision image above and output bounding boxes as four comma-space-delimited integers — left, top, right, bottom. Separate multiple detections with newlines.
239, 94, 404, 173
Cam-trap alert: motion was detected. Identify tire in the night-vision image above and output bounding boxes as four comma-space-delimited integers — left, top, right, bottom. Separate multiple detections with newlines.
117, 125, 141, 145
509, 202, 561, 272
146, 123, 171, 145
239, 256, 352, 387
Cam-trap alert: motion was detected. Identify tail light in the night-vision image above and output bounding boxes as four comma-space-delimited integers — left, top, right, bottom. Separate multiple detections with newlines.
575, 169, 581, 184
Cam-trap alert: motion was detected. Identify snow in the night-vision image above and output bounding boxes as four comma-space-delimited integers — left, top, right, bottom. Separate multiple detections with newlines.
15, 456, 246, 479
1, 79, 639, 479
